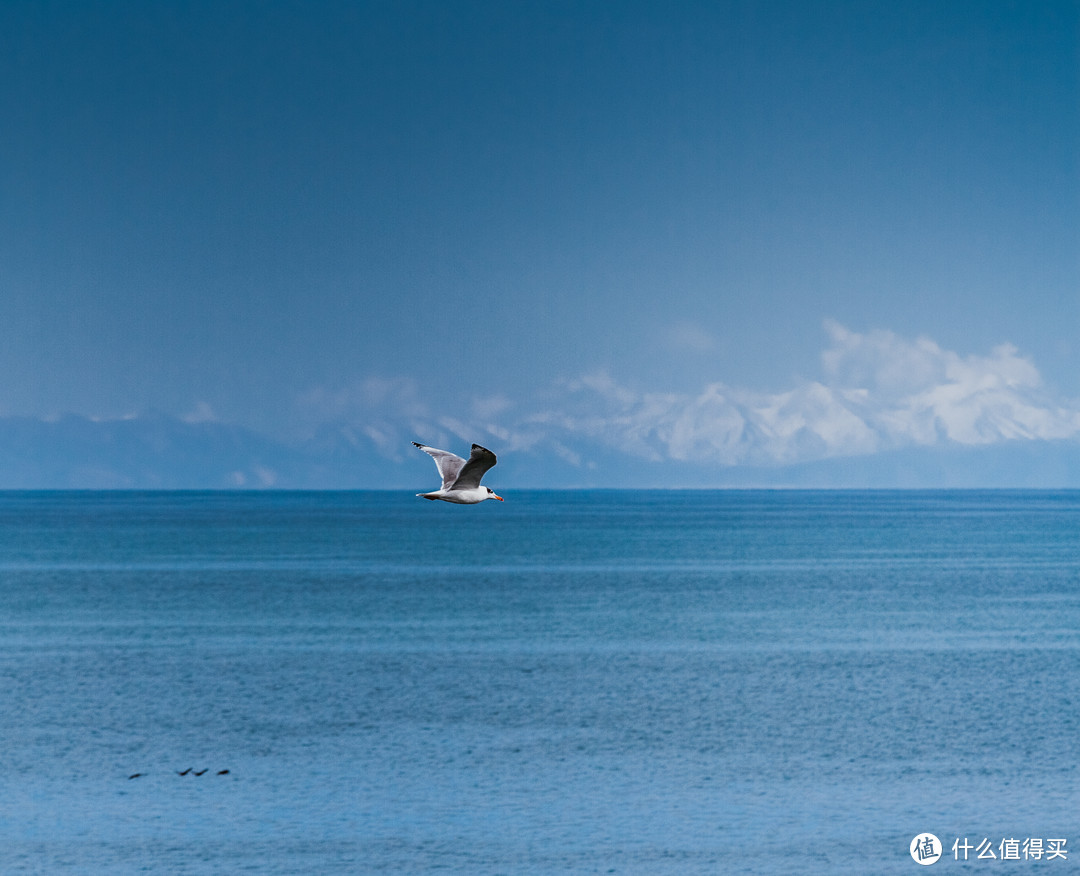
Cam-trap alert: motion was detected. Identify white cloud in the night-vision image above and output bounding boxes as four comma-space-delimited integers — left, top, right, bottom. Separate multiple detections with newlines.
182, 401, 217, 424
520, 323, 1080, 467
661, 321, 719, 354
821, 320, 947, 398
469, 394, 513, 421
298, 376, 428, 422
825, 324, 1080, 447
292, 324, 1080, 471
295, 375, 514, 460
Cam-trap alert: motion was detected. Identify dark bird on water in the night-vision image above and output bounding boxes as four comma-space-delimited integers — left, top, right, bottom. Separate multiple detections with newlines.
217, 769, 230, 775
193, 768, 209, 776
177, 767, 193, 775
128, 773, 144, 780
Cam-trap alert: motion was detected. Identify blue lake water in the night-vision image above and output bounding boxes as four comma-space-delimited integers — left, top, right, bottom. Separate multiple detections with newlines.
2, 489, 1079, 873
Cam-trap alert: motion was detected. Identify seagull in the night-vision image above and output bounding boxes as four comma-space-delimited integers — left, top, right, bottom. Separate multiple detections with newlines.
413, 442, 503, 504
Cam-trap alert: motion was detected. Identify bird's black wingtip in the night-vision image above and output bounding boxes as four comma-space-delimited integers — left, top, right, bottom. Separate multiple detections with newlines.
412, 441, 424, 448
472, 443, 497, 461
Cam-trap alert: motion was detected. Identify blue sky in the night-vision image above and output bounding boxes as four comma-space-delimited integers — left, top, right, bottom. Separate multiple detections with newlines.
1, 1, 1078, 486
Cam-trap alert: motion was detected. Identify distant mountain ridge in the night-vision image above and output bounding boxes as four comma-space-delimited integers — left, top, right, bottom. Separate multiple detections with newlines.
2, 411, 1080, 490
0, 414, 301, 489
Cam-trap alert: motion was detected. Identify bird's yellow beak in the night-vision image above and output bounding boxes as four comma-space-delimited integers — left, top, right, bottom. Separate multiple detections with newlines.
494, 493, 504, 501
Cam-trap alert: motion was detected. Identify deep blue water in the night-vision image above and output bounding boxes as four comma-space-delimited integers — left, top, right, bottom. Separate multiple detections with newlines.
2, 490, 1079, 873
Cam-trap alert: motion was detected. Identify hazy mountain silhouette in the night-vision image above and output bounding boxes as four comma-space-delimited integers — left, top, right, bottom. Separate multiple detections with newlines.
0, 412, 1079, 489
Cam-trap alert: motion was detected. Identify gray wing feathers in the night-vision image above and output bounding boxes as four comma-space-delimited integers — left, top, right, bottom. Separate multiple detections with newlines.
412, 442, 466, 490
450, 444, 498, 490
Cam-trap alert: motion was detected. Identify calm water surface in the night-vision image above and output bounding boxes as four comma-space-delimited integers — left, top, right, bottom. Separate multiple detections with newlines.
2, 490, 1079, 873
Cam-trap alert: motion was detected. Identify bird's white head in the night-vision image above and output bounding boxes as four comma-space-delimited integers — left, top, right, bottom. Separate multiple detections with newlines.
486, 487, 504, 502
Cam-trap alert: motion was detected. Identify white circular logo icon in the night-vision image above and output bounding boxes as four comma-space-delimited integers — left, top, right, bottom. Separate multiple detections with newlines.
911, 833, 941, 865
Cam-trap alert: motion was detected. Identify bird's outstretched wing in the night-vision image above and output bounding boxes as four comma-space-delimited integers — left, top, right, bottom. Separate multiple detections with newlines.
412, 442, 466, 490
449, 444, 497, 491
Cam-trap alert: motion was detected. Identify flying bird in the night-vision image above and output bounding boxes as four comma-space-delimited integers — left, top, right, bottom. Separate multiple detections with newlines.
413, 442, 503, 504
